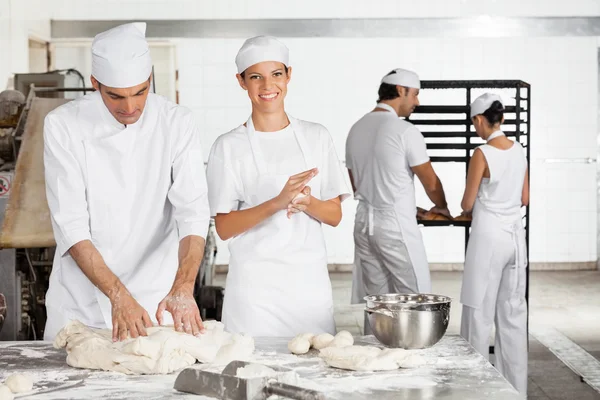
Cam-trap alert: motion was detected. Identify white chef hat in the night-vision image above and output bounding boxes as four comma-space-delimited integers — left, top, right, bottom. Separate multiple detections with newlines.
235, 36, 289, 74
381, 68, 420, 89
470, 93, 503, 118
91, 22, 152, 88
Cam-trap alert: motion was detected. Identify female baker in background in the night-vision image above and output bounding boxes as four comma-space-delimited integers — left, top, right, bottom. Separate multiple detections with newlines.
206, 36, 350, 337
459, 93, 529, 395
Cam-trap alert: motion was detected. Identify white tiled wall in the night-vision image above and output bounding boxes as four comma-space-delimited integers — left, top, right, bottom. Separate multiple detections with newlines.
49, 0, 600, 19
0, 0, 51, 89
175, 37, 598, 265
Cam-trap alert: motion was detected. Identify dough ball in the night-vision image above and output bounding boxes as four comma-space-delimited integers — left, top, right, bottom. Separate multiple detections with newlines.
4, 373, 33, 393
287, 333, 314, 355
328, 330, 354, 348
0, 385, 14, 400
311, 333, 334, 350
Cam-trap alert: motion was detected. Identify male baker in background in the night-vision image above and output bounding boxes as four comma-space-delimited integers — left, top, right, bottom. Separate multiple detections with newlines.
346, 68, 450, 333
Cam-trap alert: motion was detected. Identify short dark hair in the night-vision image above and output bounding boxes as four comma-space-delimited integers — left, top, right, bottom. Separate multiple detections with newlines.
377, 82, 400, 102
481, 100, 504, 126
240, 65, 289, 79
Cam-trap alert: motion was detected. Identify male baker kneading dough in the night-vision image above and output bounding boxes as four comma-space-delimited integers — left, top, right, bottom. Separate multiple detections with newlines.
43, 23, 210, 341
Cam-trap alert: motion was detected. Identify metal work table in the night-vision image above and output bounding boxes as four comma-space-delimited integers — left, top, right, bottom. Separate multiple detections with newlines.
0, 335, 522, 399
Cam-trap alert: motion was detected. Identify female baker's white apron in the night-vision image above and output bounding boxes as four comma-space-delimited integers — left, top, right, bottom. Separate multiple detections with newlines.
222, 115, 336, 337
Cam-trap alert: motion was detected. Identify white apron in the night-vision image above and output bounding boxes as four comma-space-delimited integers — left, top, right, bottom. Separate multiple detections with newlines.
460, 130, 528, 309
461, 202, 527, 308
351, 102, 431, 305
222, 115, 336, 337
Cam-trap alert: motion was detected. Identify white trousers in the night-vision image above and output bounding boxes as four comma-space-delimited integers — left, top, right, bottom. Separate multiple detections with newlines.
353, 211, 421, 335
460, 241, 528, 396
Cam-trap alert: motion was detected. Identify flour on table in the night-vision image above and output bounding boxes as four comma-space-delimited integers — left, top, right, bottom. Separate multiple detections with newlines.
53, 320, 255, 375
235, 364, 300, 386
319, 345, 425, 371
20, 348, 47, 358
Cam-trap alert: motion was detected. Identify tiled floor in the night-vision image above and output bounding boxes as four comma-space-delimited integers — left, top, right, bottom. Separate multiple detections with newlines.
215, 269, 600, 398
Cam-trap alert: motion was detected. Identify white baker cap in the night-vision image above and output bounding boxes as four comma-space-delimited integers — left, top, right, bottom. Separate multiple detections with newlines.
235, 36, 289, 74
470, 93, 503, 118
91, 22, 152, 88
381, 68, 420, 89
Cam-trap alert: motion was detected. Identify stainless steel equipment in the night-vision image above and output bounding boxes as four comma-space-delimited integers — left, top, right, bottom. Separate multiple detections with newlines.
364, 293, 451, 349
174, 361, 325, 400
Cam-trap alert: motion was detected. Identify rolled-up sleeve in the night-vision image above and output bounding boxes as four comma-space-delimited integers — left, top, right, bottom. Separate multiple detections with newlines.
167, 113, 210, 241
43, 114, 91, 256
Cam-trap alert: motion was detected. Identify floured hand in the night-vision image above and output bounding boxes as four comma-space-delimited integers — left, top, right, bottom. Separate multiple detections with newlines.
110, 287, 152, 342
156, 286, 205, 336
287, 186, 311, 218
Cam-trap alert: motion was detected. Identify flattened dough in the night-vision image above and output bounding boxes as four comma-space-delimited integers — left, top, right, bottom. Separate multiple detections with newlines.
319, 345, 425, 371
54, 320, 254, 374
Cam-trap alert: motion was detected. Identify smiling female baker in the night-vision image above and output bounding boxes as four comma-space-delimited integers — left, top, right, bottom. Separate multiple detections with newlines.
459, 93, 529, 395
206, 36, 351, 337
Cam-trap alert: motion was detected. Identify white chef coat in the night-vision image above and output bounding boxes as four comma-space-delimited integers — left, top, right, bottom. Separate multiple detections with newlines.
206, 115, 350, 337
460, 134, 528, 395
43, 91, 210, 340
346, 107, 431, 314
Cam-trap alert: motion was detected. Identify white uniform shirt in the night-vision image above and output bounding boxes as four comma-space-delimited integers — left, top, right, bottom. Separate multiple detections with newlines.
345, 111, 429, 210
44, 91, 210, 329
207, 120, 349, 217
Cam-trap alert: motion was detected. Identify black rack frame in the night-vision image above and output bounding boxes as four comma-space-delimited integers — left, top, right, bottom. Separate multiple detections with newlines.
409, 80, 531, 353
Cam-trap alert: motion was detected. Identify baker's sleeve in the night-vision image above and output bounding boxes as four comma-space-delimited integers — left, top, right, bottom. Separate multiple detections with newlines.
43, 114, 92, 256
320, 126, 352, 202
168, 113, 211, 240
205, 138, 243, 217
404, 126, 430, 167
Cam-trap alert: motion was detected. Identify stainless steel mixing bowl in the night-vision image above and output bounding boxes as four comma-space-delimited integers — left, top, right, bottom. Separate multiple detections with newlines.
364, 293, 451, 349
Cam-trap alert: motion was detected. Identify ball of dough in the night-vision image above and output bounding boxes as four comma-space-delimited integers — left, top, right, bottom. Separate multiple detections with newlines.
328, 330, 354, 348
0, 385, 14, 400
311, 333, 334, 350
4, 373, 33, 393
287, 333, 314, 355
